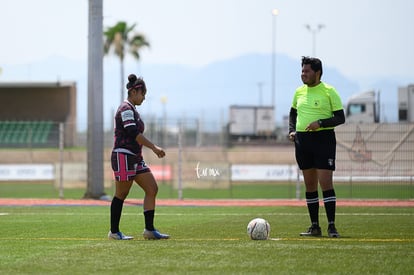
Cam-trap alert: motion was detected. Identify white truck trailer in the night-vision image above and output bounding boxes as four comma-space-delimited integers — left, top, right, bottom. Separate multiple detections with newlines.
398, 84, 414, 122
345, 90, 380, 123
346, 85, 414, 123
228, 105, 275, 142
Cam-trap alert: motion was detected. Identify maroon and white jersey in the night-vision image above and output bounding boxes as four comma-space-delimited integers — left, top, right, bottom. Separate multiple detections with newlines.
113, 100, 144, 157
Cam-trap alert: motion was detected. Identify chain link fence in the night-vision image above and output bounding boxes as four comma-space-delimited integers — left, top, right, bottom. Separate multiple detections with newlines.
0, 119, 413, 199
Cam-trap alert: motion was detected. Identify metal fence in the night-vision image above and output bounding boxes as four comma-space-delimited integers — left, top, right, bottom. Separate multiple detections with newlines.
0, 120, 413, 199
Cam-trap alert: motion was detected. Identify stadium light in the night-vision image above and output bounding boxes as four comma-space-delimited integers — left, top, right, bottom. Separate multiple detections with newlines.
305, 24, 325, 57
271, 8, 279, 109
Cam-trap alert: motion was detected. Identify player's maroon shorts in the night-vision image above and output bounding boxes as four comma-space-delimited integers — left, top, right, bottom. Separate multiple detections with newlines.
294, 129, 336, 170
111, 151, 151, 181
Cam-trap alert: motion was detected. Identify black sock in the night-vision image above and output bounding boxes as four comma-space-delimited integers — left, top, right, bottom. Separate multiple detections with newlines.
323, 189, 336, 225
110, 196, 124, 233
144, 209, 155, 231
306, 191, 319, 226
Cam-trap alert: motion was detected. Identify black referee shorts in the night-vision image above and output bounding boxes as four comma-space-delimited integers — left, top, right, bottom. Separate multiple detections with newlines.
294, 130, 336, 170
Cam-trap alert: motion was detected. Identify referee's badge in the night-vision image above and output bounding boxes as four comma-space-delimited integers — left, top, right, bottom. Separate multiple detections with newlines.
328, 158, 334, 166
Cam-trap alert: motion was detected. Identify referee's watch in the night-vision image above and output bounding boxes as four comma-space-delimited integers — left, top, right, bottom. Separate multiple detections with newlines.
317, 119, 323, 128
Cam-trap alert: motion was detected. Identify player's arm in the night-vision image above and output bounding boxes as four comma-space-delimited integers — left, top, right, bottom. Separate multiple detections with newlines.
136, 133, 166, 158
121, 108, 166, 158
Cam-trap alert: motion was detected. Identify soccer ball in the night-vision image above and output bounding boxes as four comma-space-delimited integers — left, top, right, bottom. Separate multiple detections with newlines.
247, 218, 270, 240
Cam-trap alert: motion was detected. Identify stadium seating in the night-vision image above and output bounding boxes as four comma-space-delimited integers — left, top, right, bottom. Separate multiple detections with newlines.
0, 120, 56, 147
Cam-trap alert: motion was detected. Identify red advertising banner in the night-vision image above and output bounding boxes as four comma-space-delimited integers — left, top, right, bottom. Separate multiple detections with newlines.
150, 165, 172, 180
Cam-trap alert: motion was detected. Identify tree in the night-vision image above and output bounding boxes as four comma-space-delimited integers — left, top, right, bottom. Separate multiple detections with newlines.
103, 21, 150, 105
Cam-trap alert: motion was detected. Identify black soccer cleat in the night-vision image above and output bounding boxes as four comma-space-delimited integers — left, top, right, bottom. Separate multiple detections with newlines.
327, 225, 340, 238
300, 225, 322, 237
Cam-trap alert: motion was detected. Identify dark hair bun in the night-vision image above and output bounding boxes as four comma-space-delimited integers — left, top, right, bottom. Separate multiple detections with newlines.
128, 74, 137, 83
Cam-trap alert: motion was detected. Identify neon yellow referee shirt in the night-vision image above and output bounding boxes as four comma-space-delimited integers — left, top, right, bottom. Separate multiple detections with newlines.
291, 82, 343, 132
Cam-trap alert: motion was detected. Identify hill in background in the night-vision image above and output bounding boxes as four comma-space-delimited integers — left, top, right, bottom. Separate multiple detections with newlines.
1, 53, 409, 131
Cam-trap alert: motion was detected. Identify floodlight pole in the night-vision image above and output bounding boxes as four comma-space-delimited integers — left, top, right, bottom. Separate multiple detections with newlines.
271, 9, 278, 110
305, 24, 325, 57
85, 0, 105, 199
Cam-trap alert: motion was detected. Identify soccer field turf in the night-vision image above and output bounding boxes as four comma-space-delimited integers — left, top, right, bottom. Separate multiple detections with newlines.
0, 205, 413, 274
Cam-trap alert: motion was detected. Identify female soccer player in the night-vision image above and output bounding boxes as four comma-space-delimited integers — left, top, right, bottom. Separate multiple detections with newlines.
108, 74, 169, 240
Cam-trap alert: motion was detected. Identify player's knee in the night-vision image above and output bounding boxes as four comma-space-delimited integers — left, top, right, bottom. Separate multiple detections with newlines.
152, 184, 159, 196
146, 184, 158, 197
116, 190, 130, 200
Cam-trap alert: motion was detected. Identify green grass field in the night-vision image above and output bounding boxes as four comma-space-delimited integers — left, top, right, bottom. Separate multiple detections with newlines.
0, 205, 413, 274
1, 181, 413, 200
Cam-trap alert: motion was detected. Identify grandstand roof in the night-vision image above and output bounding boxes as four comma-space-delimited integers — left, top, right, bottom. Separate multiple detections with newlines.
0, 81, 76, 88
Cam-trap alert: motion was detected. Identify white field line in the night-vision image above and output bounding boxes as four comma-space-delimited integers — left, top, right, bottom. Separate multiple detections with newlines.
0, 237, 412, 243
0, 212, 413, 216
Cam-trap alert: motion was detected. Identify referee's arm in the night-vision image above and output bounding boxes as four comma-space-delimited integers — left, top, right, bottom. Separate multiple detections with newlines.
318, 109, 345, 128
288, 107, 297, 134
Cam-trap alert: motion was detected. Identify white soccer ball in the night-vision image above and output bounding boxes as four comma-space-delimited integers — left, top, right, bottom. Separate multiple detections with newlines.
247, 218, 270, 240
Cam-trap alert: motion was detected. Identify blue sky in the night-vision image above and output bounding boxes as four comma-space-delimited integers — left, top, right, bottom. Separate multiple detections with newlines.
1, 0, 413, 79
0, 0, 412, 129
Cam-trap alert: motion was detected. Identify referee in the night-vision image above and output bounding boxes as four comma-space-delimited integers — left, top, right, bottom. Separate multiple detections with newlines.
288, 56, 345, 238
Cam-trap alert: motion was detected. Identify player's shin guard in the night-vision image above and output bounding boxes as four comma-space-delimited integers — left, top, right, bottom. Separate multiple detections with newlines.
306, 191, 319, 226
110, 196, 124, 233
144, 209, 155, 231
323, 189, 336, 225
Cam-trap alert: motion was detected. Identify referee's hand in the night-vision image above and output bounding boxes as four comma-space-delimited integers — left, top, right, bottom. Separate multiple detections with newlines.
305, 121, 321, 131
288, 132, 296, 142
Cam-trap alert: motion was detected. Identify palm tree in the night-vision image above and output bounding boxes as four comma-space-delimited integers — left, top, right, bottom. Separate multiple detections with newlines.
104, 21, 150, 105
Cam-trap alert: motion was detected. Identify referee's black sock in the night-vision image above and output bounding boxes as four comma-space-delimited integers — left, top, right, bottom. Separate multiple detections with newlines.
306, 191, 319, 226
144, 209, 155, 231
110, 196, 124, 233
323, 189, 337, 226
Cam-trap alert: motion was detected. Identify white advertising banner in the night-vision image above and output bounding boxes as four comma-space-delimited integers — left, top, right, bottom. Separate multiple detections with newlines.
231, 164, 298, 181
0, 164, 54, 181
